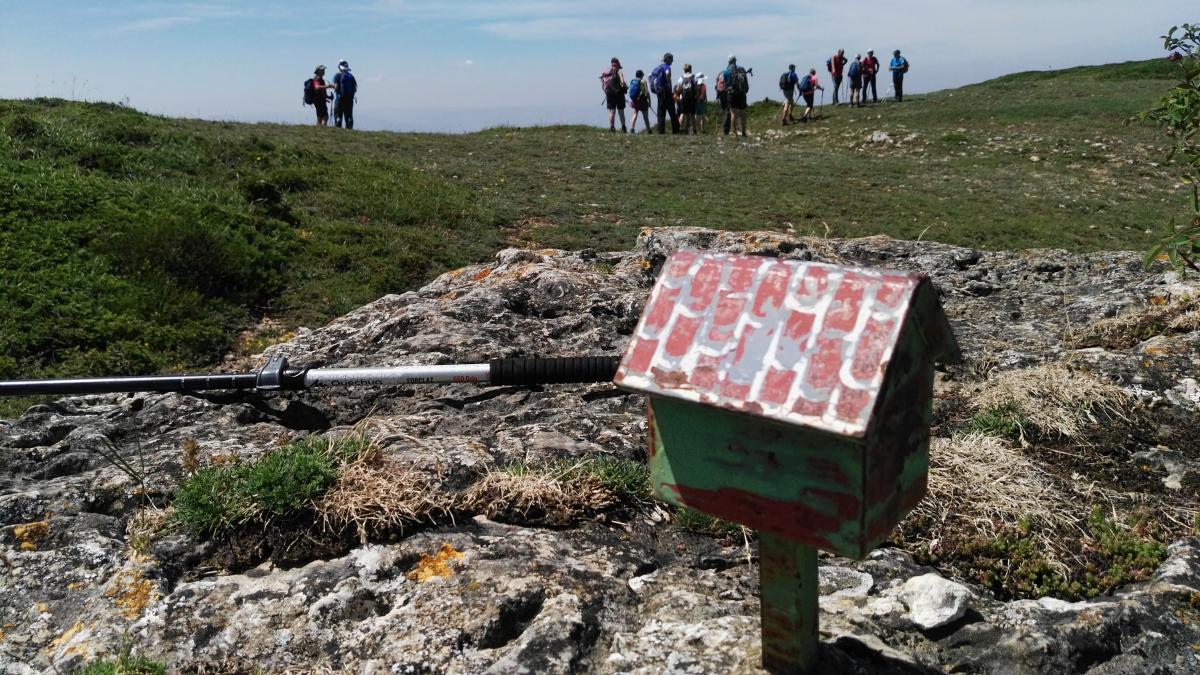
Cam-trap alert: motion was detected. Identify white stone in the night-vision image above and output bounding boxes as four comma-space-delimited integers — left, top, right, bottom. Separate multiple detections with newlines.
898, 573, 971, 629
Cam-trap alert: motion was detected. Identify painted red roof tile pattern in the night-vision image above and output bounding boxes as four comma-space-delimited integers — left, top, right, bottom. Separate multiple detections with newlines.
616, 250, 926, 437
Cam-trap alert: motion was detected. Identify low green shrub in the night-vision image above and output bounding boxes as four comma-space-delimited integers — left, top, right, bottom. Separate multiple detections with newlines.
76, 654, 166, 675
967, 402, 1027, 439
172, 435, 362, 535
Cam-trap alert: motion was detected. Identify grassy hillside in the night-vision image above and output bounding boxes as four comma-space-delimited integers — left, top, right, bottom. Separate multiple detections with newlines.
0, 58, 1182, 408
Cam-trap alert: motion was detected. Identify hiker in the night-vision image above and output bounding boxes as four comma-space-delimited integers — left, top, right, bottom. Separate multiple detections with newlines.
695, 72, 708, 134
797, 68, 824, 122
862, 49, 880, 104
890, 49, 909, 102
716, 68, 731, 134
650, 53, 679, 134
779, 64, 800, 125
601, 57, 628, 132
848, 54, 863, 107
675, 64, 699, 135
628, 69, 653, 133
723, 55, 751, 136
332, 60, 357, 129
305, 65, 334, 126
827, 49, 847, 105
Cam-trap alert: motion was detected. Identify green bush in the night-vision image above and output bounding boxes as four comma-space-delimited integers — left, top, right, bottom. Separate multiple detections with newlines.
172, 436, 360, 535
968, 402, 1027, 439
172, 464, 255, 535
76, 655, 166, 675
242, 441, 338, 514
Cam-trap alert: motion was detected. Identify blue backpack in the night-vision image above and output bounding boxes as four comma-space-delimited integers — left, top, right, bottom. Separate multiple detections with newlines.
799, 74, 814, 94
629, 78, 641, 101
337, 71, 357, 99
848, 61, 860, 78
649, 64, 669, 94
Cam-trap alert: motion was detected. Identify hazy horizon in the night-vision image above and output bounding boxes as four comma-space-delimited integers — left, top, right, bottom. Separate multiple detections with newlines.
0, 1, 1190, 133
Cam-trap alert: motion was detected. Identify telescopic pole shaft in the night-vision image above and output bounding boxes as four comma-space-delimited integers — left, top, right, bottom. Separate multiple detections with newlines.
0, 356, 620, 397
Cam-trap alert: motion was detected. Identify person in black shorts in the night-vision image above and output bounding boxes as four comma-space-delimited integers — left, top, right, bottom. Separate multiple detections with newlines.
311, 65, 332, 126
602, 57, 627, 132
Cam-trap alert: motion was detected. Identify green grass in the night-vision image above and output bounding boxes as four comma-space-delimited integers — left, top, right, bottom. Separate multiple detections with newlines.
0, 59, 1184, 416
172, 436, 358, 535
75, 655, 166, 675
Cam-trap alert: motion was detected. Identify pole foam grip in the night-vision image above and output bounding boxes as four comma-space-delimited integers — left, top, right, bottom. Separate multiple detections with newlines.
489, 357, 619, 386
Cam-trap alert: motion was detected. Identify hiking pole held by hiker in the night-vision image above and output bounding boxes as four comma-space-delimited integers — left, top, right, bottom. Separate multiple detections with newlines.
0, 356, 621, 397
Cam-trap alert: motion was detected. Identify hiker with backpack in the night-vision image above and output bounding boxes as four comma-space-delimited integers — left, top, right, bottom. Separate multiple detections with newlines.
303, 65, 334, 126
628, 69, 652, 133
826, 49, 847, 105
650, 53, 679, 134
600, 57, 628, 133
332, 60, 357, 129
890, 49, 909, 102
848, 54, 863, 107
779, 64, 800, 125
675, 64, 699, 135
723, 55, 751, 137
797, 68, 824, 123
715, 68, 731, 134
862, 50, 880, 104
695, 73, 708, 134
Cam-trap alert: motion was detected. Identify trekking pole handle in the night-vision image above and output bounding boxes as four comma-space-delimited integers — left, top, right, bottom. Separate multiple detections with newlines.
488, 356, 619, 386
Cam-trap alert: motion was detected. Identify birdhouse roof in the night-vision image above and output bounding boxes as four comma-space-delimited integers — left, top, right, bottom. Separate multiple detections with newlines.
615, 250, 959, 438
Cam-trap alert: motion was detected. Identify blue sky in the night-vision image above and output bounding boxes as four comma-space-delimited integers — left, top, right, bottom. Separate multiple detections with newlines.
0, 1, 1191, 131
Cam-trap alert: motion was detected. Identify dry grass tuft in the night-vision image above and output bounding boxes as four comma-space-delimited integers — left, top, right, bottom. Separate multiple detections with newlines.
1065, 299, 1200, 349
971, 364, 1130, 443
912, 434, 1084, 571
316, 457, 450, 545
456, 466, 616, 526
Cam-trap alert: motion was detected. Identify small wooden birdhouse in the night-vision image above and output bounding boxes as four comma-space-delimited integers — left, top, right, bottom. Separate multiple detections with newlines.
617, 249, 960, 558
616, 248, 960, 673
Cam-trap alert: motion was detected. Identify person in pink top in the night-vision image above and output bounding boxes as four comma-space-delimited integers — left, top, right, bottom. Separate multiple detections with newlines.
798, 68, 824, 123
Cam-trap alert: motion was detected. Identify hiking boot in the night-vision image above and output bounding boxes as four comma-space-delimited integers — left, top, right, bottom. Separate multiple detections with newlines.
622, 126, 627, 133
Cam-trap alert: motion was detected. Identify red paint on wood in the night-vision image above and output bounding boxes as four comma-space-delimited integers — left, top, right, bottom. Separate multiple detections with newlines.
665, 249, 697, 278
759, 367, 797, 406
850, 317, 896, 382
783, 310, 816, 342
835, 386, 873, 424
624, 337, 660, 375
825, 277, 865, 333
664, 314, 702, 358
709, 295, 746, 344
689, 354, 722, 391
726, 255, 761, 293
642, 286, 681, 333
804, 337, 844, 392
752, 263, 791, 318
790, 394, 828, 419
663, 483, 864, 549
686, 260, 722, 312
874, 275, 910, 309
802, 265, 830, 298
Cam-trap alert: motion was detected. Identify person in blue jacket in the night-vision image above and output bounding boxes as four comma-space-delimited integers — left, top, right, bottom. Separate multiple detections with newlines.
333, 60, 358, 129
889, 49, 908, 103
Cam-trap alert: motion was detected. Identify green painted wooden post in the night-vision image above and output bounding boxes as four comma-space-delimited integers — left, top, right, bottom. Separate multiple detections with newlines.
759, 534, 818, 674
616, 250, 960, 674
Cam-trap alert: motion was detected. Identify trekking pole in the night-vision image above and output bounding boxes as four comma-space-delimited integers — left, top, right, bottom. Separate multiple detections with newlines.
0, 355, 620, 397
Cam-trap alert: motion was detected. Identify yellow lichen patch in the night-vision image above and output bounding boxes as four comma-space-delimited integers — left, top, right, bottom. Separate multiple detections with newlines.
406, 543, 464, 583
13, 520, 49, 551
104, 569, 156, 620
47, 620, 84, 655
67, 581, 88, 591
35, 602, 49, 614
471, 268, 492, 282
